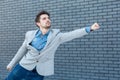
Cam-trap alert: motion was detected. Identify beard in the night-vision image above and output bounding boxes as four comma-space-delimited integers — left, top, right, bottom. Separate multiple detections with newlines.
42, 23, 51, 29
38, 21, 51, 29
44, 22, 51, 29
45, 25, 51, 29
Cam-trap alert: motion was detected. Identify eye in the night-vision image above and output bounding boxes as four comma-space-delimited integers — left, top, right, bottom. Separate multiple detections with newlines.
43, 17, 46, 20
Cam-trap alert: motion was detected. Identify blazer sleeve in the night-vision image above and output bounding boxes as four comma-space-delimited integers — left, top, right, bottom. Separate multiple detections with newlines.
7, 32, 28, 69
59, 28, 88, 44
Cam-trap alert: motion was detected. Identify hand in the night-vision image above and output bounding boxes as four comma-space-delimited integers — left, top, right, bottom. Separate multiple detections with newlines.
90, 23, 100, 31
6, 66, 12, 71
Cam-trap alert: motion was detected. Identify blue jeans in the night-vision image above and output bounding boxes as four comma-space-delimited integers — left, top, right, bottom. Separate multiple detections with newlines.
5, 64, 44, 80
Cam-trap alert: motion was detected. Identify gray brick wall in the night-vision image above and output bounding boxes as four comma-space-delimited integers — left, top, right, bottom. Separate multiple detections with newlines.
0, 0, 120, 80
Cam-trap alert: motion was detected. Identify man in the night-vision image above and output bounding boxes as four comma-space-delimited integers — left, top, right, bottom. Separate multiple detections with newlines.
5, 10, 100, 80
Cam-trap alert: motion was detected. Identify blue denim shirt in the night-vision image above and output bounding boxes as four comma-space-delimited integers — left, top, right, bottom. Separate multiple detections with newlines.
30, 29, 50, 51
31, 27, 90, 51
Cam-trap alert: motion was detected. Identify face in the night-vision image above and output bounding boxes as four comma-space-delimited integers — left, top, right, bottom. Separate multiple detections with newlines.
36, 14, 51, 29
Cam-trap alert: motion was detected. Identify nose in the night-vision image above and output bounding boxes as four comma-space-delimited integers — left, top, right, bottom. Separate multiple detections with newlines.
47, 18, 51, 22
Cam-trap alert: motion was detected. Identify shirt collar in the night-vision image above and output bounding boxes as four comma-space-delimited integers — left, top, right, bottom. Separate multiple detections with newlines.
36, 28, 50, 36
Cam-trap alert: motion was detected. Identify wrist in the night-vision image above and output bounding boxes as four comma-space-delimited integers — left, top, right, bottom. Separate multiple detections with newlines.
90, 29, 94, 31
90, 26, 94, 31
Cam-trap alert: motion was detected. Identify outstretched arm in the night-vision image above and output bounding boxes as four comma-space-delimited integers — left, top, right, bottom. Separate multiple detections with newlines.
59, 23, 100, 43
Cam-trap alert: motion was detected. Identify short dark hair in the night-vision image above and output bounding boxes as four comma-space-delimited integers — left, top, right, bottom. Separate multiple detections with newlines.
35, 10, 50, 23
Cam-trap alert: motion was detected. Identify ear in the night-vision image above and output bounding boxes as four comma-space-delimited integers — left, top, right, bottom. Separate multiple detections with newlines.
36, 22, 40, 27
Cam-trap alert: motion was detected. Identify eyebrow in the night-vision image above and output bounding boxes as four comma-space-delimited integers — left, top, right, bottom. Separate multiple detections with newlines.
42, 16, 50, 19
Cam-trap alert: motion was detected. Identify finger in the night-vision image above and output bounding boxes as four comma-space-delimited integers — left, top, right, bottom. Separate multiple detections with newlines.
7, 68, 11, 71
7, 67, 11, 71
95, 24, 99, 28
95, 23, 99, 27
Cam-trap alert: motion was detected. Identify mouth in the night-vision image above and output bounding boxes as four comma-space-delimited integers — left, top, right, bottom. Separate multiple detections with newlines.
47, 22, 51, 25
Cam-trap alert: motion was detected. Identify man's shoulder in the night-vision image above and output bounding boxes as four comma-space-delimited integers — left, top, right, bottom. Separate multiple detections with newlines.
51, 29, 60, 33
25, 30, 37, 36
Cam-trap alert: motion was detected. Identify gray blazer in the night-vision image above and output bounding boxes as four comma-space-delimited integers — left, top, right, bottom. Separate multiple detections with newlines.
7, 28, 88, 76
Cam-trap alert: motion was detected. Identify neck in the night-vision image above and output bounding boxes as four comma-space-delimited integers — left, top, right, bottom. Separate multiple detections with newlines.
39, 27, 49, 35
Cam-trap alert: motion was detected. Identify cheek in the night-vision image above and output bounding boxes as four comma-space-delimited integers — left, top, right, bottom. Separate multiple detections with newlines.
41, 22, 46, 26
40, 21, 46, 25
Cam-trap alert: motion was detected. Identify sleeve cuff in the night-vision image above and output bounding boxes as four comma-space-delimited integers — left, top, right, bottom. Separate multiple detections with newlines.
85, 27, 91, 33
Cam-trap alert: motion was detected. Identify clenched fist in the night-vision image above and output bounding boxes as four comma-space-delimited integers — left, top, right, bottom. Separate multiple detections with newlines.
90, 23, 100, 31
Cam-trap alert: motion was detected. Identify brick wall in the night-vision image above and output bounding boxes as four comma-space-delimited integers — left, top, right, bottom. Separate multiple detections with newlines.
0, 0, 120, 80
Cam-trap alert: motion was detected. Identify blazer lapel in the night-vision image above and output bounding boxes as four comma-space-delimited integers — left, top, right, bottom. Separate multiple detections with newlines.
27, 29, 39, 53
28, 29, 39, 44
